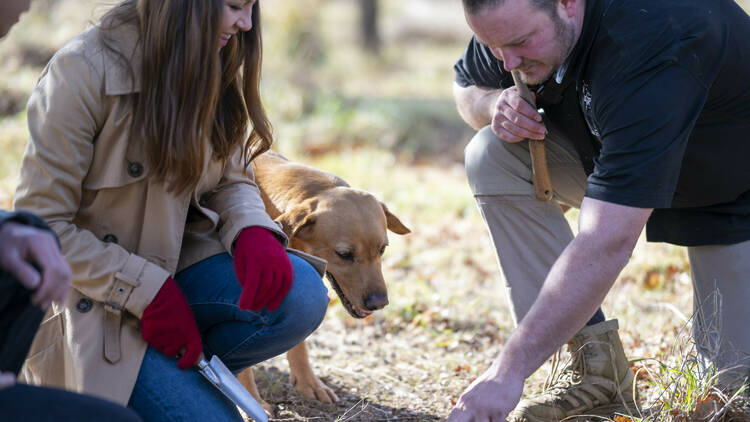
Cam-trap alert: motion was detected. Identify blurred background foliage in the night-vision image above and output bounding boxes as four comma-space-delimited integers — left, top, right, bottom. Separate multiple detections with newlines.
0, 0, 477, 206
259, 0, 474, 162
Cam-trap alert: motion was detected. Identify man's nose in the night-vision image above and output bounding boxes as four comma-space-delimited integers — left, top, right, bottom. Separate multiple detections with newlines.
501, 51, 522, 71
491, 47, 521, 71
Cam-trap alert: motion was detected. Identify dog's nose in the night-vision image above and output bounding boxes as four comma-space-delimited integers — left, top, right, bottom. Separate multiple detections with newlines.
363, 292, 389, 311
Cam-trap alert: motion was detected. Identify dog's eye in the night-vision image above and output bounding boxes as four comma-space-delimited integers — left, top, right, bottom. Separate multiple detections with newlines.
379, 245, 386, 256
336, 251, 354, 262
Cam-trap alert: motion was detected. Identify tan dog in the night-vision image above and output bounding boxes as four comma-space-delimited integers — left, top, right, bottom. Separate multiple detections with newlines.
237, 150, 410, 412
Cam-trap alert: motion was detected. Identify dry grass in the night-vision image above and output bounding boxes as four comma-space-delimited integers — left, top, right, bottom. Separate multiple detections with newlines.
2, 1, 749, 421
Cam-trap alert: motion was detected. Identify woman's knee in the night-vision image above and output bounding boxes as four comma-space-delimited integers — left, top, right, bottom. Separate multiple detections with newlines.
129, 348, 242, 421
278, 254, 329, 335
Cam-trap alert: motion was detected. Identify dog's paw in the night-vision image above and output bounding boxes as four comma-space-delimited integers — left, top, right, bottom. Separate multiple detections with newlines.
239, 399, 275, 421
291, 372, 339, 403
259, 399, 275, 416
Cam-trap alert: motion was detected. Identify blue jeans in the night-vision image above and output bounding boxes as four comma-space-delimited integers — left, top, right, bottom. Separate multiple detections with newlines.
127, 253, 329, 422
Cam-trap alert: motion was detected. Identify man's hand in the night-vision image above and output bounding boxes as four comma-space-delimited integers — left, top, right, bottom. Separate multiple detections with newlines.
0, 371, 15, 390
490, 86, 546, 143
448, 362, 524, 421
0, 222, 71, 309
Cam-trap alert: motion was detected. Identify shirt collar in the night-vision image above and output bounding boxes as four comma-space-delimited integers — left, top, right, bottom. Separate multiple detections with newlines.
536, 0, 609, 105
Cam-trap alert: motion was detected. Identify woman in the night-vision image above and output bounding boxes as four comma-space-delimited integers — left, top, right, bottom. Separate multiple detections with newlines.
13, 0, 329, 420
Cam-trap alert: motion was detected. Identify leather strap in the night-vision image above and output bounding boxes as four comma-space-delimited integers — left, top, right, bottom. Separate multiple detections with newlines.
104, 255, 144, 364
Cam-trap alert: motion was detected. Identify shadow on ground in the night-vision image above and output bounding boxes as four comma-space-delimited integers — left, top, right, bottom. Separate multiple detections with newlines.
254, 366, 441, 421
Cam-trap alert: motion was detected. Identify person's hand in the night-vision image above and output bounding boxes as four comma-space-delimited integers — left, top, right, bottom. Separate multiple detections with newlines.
490, 86, 546, 143
141, 277, 202, 369
0, 371, 15, 390
0, 221, 71, 309
447, 362, 524, 422
233, 226, 293, 312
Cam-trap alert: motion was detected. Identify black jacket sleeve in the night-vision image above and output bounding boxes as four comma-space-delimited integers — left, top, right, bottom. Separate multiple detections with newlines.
0, 210, 55, 235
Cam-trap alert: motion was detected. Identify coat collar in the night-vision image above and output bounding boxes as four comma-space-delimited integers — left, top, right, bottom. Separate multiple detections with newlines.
101, 23, 142, 95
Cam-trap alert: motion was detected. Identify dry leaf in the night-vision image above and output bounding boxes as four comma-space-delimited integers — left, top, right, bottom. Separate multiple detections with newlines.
630, 362, 652, 382
644, 270, 662, 289
692, 394, 723, 421
665, 264, 680, 281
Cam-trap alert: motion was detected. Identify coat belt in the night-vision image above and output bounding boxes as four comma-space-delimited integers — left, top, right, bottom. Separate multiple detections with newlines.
104, 255, 143, 364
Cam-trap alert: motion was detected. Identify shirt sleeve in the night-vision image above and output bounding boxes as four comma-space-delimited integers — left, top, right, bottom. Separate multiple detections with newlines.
454, 36, 513, 89
584, 64, 708, 208
0, 210, 53, 233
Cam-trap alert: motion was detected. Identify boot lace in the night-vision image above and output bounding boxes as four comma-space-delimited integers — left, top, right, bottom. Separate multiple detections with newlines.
541, 340, 619, 411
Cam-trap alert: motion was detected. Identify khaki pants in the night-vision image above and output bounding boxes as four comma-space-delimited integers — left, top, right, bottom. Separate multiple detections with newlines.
464, 125, 750, 385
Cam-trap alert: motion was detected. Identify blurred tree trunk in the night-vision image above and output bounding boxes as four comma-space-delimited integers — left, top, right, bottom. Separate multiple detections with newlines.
359, 0, 380, 52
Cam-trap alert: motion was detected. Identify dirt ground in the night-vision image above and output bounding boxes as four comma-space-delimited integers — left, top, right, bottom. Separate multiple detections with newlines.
244, 152, 697, 422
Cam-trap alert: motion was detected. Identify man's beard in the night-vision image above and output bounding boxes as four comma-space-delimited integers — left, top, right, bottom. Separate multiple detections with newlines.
521, 15, 577, 85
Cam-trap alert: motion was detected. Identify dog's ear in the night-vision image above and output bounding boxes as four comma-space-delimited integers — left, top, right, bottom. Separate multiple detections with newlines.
276, 200, 318, 240
381, 202, 410, 235
291, 213, 317, 240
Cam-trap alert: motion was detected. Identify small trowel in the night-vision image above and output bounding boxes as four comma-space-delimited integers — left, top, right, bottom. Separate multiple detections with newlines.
197, 355, 269, 422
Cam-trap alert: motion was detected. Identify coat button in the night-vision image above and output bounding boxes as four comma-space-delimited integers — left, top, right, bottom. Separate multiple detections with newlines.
76, 298, 93, 313
127, 162, 144, 178
103, 234, 118, 244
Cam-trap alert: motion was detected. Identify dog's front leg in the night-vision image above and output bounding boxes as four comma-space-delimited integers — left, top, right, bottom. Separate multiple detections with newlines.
236, 367, 275, 417
288, 340, 339, 403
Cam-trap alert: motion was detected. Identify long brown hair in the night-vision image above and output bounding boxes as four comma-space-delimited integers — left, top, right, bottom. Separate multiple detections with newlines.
100, 0, 272, 193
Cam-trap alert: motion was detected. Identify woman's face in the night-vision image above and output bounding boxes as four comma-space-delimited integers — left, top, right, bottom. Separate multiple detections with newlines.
220, 0, 256, 48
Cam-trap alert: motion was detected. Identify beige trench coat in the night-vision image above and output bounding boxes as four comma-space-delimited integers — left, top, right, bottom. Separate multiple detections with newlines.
13, 24, 324, 405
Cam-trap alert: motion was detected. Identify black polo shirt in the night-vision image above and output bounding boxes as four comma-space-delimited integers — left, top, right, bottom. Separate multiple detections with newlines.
455, 0, 750, 247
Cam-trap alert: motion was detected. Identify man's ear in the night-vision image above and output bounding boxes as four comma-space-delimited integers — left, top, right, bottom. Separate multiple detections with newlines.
381, 202, 411, 235
276, 199, 319, 240
559, 0, 579, 18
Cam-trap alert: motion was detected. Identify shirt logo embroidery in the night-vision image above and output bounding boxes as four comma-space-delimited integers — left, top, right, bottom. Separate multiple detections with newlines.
581, 80, 600, 138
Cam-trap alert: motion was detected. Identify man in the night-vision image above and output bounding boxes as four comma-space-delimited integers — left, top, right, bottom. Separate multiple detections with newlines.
0, 211, 144, 421
448, 0, 750, 420
1, 0, 69, 387
0, 3, 142, 421
0, 210, 71, 379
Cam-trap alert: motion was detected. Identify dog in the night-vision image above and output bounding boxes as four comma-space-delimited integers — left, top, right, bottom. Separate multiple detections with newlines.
237, 150, 411, 412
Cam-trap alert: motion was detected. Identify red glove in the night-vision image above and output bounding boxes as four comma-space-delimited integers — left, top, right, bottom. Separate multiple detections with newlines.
141, 277, 202, 369
233, 226, 293, 311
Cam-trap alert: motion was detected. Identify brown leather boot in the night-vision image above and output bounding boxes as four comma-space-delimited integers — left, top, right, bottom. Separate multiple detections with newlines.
509, 320, 637, 422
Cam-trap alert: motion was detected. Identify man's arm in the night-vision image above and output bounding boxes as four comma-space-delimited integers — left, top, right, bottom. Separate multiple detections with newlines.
452, 82, 501, 130
448, 197, 652, 421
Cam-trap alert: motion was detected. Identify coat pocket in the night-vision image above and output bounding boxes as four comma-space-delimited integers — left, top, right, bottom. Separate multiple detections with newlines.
20, 312, 65, 388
